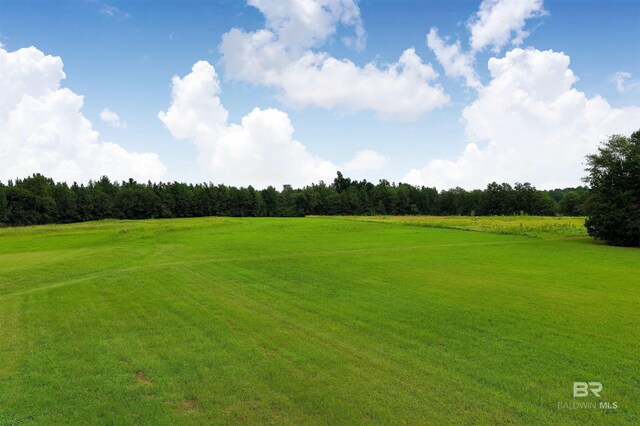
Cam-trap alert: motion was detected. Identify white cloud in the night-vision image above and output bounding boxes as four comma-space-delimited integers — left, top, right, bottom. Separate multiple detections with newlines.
613, 72, 631, 92
426, 28, 481, 90
220, 29, 289, 86
427, 0, 546, 90
99, 4, 130, 19
99, 107, 127, 128
468, 0, 546, 52
343, 149, 388, 172
158, 61, 340, 188
248, 0, 365, 52
612, 71, 640, 93
403, 48, 640, 190
158, 61, 386, 187
0, 45, 65, 119
220, 33, 448, 119
0, 46, 165, 183
219, 0, 448, 119
281, 48, 445, 119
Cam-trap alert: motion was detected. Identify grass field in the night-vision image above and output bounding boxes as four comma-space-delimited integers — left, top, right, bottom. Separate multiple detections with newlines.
0, 217, 638, 424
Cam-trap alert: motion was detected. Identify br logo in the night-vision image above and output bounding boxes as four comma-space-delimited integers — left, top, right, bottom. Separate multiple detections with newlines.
573, 382, 602, 398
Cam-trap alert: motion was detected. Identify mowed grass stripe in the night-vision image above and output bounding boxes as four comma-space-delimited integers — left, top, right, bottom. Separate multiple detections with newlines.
0, 217, 638, 424
0, 225, 551, 300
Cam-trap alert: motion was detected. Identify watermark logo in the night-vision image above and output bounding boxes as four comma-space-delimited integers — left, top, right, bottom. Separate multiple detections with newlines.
557, 382, 618, 410
573, 382, 602, 398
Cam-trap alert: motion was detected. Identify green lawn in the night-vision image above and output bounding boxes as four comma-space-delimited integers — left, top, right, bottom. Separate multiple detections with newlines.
0, 217, 638, 424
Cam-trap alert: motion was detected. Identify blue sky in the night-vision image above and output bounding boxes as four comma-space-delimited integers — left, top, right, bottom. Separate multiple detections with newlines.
1, 0, 639, 188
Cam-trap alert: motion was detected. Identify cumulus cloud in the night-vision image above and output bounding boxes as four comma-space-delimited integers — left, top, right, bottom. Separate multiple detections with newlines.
248, 0, 365, 52
343, 149, 388, 172
468, 0, 546, 52
427, 0, 546, 90
158, 61, 340, 188
219, 0, 448, 119
403, 48, 640, 189
0, 46, 165, 183
426, 28, 481, 90
158, 61, 389, 187
99, 107, 127, 128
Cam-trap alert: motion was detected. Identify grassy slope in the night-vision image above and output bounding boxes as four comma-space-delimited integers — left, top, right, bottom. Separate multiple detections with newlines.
0, 217, 638, 425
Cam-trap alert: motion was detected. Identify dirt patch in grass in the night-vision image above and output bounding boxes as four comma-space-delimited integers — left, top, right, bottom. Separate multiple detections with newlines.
176, 398, 199, 413
134, 371, 152, 385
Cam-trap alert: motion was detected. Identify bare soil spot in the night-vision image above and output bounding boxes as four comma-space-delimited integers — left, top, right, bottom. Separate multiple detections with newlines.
134, 370, 152, 385
177, 398, 199, 413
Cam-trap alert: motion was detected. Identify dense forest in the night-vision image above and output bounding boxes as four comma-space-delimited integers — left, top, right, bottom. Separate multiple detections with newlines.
0, 172, 589, 226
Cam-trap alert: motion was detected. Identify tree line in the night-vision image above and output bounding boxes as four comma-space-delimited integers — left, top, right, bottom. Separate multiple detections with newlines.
0, 172, 588, 227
